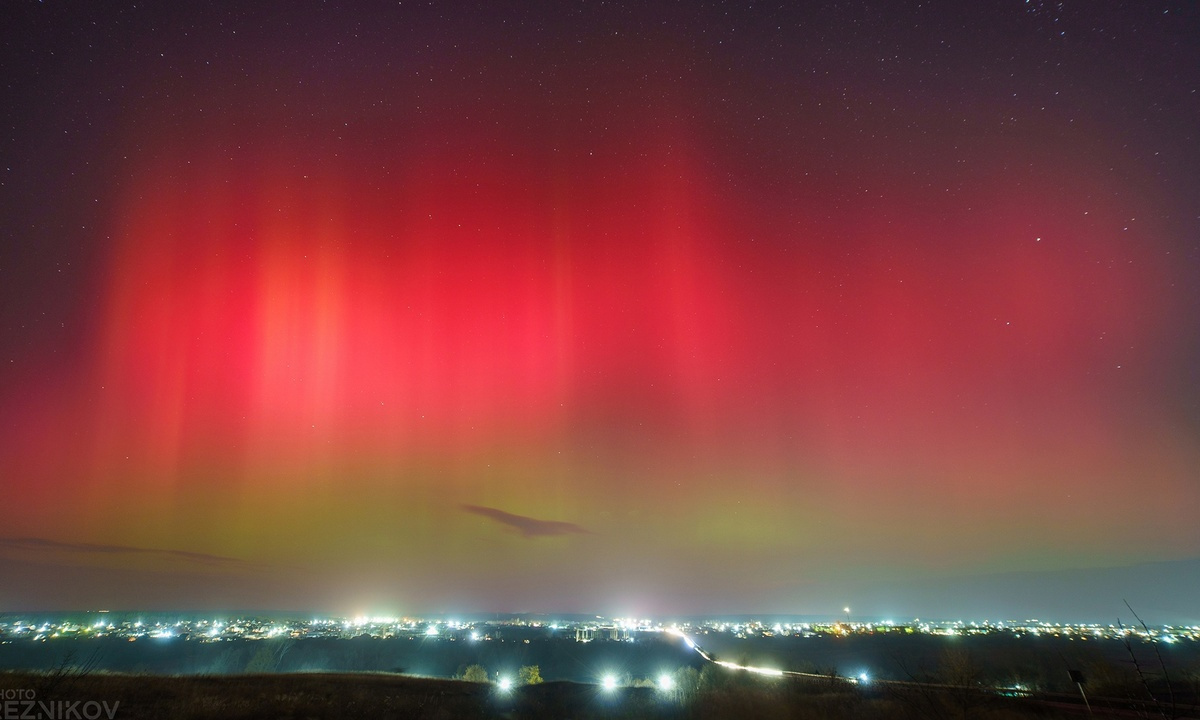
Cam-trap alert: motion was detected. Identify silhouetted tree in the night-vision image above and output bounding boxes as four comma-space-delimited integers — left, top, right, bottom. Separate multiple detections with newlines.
518, 665, 543, 685
460, 664, 489, 683
937, 647, 991, 719
673, 666, 701, 700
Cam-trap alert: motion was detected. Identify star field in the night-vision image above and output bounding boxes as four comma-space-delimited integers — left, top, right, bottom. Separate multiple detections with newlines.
0, 0, 1197, 619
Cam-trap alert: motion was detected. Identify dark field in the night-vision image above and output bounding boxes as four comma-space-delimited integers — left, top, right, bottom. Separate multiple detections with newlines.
0, 633, 1195, 720
3, 630, 1199, 694
0, 669, 1176, 720
2, 632, 1198, 718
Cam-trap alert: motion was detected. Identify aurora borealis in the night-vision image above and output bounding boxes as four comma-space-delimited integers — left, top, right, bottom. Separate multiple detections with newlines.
1, 1, 1198, 619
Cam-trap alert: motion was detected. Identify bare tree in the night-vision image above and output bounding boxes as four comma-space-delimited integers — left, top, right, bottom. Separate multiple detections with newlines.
36, 645, 104, 697
1119, 601, 1177, 720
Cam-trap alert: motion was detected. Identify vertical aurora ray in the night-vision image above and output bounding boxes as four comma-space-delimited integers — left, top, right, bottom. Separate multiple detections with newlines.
36, 112, 1191, 569
1, 1, 1197, 614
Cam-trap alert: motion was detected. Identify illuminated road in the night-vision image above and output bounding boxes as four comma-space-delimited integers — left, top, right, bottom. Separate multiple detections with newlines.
661, 628, 1198, 718
665, 628, 829, 681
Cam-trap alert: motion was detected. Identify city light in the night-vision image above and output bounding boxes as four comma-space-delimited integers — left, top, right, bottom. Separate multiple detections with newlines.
4, 610, 1194, 699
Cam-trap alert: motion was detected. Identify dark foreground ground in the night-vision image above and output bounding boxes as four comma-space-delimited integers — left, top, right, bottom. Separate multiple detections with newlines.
3, 670, 1195, 720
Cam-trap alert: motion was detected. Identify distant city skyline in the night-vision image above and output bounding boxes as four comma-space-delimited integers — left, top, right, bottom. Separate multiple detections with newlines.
1, 2, 1198, 617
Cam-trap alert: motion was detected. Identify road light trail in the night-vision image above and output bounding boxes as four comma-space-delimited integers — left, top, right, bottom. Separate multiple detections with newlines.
665, 627, 888, 684
661, 627, 1185, 717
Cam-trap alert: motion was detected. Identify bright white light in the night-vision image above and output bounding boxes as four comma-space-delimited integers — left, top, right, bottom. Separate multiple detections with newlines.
497, 677, 513, 692
657, 674, 674, 691
748, 666, 784, 677
469, 631, 480, 641
424, 625, 439, 636
858, 672, 869, 683
601, 674, 618, 691
716, 660, 784, 677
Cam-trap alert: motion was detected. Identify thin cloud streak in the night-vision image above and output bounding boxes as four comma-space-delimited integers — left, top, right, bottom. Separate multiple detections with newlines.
461, 505, 590, 538
0, 537, 253, 568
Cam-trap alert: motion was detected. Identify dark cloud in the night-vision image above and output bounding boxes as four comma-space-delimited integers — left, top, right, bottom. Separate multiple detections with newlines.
0, 537, 253, 568
461, 505, 590, 538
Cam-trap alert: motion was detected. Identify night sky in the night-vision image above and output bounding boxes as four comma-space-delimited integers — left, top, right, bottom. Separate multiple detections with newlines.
1, 1, 1198, 620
